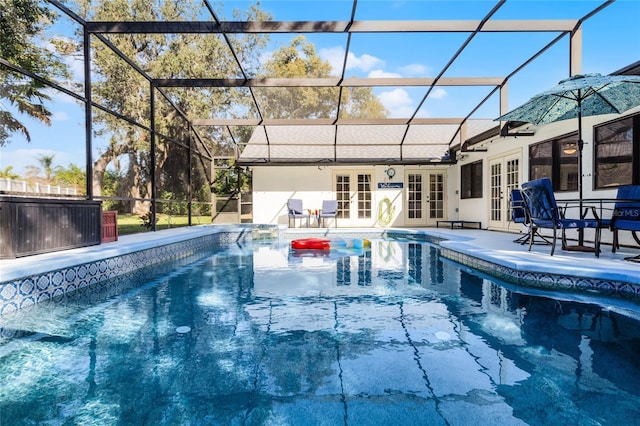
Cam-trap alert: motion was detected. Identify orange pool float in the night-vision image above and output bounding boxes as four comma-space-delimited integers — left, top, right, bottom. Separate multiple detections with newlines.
290, 238, 331, 250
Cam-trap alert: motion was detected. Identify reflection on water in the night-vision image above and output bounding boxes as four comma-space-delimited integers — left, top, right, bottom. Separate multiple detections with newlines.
0, 240, 639, 425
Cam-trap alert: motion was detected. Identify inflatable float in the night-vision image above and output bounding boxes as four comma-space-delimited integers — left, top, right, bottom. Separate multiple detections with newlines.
290, 238, 331, 250
290, 237, 371, 260
290, 237, 370, 251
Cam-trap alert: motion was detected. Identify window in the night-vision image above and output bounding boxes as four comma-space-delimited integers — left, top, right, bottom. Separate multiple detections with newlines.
594, 113, 639, 188
461, 160, 482, 199
529, 133, 579, 192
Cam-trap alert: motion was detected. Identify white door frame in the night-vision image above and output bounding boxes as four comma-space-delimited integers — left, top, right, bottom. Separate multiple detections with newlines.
404, 169, 447, 226
334, 169, 375, 227
487, 150, 522, 231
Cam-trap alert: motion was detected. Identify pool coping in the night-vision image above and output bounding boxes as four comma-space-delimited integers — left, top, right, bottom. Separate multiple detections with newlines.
1, 224, 639, 315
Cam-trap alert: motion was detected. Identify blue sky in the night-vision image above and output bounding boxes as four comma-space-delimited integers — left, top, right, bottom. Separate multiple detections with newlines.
2, 0, 639, 176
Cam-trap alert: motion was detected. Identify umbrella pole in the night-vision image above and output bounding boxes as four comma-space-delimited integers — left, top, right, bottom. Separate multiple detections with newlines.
578, 95, 585, 246
578, 95, 583, 214
565, 95, 597, 253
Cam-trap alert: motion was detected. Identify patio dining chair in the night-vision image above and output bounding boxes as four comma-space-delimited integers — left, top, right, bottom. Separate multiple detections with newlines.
287, 198, 310, 228
520, 178, 602, 257
318, 200, 338, 228
509, 189, 552, 246
600, 185, 640, 261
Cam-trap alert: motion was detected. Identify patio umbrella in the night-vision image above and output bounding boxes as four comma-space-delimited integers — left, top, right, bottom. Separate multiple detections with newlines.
496, 73, 640, 208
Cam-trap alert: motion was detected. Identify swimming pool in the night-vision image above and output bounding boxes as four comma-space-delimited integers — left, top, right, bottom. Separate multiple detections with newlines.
1, 238, 639, 425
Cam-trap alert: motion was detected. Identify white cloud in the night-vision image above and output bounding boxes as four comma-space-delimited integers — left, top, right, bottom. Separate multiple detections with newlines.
430, 88, 447, 99
319, 46, 384, 75
347, 52, 384, 72
378, 88, 415, 118
52, 111, 70, 121
319, 46, 346, 75
368, 70, 402, 78
259, 51, 273, 67
42, 38, 85, 85
413, 109, 431, 118
67, 57, 85, 82
319, 46, 432, 81
399, 64, 429, 76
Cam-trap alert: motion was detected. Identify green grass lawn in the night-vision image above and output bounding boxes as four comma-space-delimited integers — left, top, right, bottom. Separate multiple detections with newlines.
117, 214, 212, 235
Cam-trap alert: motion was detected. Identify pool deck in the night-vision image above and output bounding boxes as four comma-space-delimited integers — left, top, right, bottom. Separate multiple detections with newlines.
428, 227, 640, 285
1, 225, 639, 300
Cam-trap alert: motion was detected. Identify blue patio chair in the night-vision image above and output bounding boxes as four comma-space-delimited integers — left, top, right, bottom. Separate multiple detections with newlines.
287, 198, 310, 228
509, 189, 552, 245
603, 185, 640, 261
318, 200, 338, 228
510, 189, 530, 244
520, 177, 602, 257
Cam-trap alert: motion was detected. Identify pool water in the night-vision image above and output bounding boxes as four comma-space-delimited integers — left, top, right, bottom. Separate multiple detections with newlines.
1, 239, 640, 425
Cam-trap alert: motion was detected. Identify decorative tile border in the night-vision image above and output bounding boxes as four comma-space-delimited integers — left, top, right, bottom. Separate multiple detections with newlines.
0, 228, 256, 316
440, 247, 640, 299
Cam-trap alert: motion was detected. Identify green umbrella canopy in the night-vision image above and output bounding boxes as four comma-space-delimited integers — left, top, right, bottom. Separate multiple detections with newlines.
496, 73, 640, 125
496, 72, 640, 220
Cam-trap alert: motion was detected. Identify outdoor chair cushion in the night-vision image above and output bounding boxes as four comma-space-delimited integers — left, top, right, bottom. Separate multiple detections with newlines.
521, 177, 601, 256
607, 185, 640, 231
287, 198, 310, 227
510, 189, 527, 224
318, 200, 338, 227
597, 185, 640, 255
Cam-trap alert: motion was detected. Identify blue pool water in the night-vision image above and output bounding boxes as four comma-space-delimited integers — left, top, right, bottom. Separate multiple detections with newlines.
1, 239, 640, 425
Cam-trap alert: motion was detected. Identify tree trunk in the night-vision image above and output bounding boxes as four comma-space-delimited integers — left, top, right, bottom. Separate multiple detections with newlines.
92, 143, 125, 197
126, 152, 147, 215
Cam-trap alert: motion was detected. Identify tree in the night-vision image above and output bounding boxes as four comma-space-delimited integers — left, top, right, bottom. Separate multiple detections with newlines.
54, 163, 86, 189
64, 2, 385, 218
212, 158, 250, 195
255, 36, 388, 120
72, 0, 270, 214
38, 154, 55, 181
0, 165, 19, 179
25, 153, 55, 183
0, 0, 70, 145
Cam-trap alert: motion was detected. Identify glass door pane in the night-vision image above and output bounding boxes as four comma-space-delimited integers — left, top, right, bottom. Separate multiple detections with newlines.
506, 158, 520, 221
490, 162, 502, 222
357, 173, 372, 219
336, 174, 350, 219
428, 173, 444, 220
408, 173, 423, 219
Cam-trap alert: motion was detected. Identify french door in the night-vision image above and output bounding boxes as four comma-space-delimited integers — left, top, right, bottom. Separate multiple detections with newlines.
488, 153, 521, 230
405, 170, 446, 226
334, 170, 374, 226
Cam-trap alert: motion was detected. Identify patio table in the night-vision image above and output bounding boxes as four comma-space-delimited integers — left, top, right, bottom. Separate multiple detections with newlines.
307, 209, 319, 227
559, 197, 640, 251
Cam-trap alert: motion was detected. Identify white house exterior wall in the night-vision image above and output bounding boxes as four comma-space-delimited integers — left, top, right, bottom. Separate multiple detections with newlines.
250, 106, 640, 246
252, 165, 448, 228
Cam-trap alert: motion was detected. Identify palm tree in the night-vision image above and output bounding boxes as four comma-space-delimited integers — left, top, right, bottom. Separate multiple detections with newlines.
0, 166, 20, 179
37, 154, 55, 183
0, 1, 69, 146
